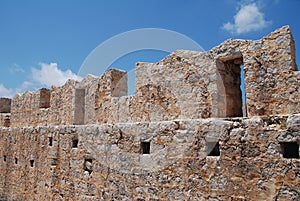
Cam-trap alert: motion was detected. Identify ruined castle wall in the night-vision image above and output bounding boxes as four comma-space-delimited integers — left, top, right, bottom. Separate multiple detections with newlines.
209, 26, 300, 117
111, 26, 300, 123
10, 80, 77, 127
0, 115, 299, 200
9, 68, 128, 127
110, 53, 216, 123
250, 27, 300, 115
94, 69, 127, 124
49, 80, 77, 125
7, 26, 300, 127
75, 74, 99, 125
11, 90, 50, 127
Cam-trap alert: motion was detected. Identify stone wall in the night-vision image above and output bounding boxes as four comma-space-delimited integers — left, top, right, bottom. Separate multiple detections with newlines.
0, 115, 299, 200
11, 90, 48, 127
5, 26, 300, 127
0, 26, 299, 200
94, 69, 127, 124
209, 26, 299, 116
11, 80, 77, 127
110, 25, 300, 123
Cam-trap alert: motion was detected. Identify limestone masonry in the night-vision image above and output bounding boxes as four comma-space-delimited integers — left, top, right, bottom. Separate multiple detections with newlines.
0, 26, 299, 200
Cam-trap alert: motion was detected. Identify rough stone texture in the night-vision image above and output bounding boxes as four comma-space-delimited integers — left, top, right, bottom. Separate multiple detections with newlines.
0, 116, 299, 200
6, 26, 300, 127
0, 26, 299, 200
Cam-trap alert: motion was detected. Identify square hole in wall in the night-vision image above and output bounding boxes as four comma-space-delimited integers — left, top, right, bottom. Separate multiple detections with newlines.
280, 142, 299, 159
15, 158, 18, 164
50, 158, 58, 166
207, 141, 220, 156
140, 142, 150, 154
3, 155, 6, 162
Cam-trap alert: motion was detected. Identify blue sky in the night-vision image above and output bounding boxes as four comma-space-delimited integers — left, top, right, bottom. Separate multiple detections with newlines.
0, 0, 299, 97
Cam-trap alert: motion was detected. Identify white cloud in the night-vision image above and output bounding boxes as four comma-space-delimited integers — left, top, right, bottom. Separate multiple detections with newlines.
9, 63, 25, 74
0, 84, 14, 98
32, 62, 82, 87
0, 63, 81, 98
223, 3, 271, 34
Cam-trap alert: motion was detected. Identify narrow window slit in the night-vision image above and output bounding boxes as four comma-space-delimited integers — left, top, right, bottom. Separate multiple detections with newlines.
216, 57, 246, 117
141, 141, 150, 154
49, 137, 53, 146
72, 137, 78, 148
30, 160, 34, 167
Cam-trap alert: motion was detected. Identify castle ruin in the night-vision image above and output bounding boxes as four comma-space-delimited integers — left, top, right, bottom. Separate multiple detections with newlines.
0, 26, 299, 200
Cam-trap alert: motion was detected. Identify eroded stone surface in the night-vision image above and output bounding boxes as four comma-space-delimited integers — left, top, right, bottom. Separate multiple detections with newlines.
2, 26, 299, 127
0, 116, 299, 200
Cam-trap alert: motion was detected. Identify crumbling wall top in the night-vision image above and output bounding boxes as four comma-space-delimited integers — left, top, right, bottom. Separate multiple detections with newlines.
1, 26, 300, 127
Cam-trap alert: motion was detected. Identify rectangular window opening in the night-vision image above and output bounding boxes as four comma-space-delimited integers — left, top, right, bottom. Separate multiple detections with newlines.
280, 142, 299, 159
51, 158, 58, 166
207, 141, 220, 156
49, 137, 53, 146
141, 141, 150, 154
3, 155, 6, 162
216, 57, 246, 117
30, 160, 34, 167
240, 65, 247, 117
15, 158, 18, 164
72, 137, 79, 148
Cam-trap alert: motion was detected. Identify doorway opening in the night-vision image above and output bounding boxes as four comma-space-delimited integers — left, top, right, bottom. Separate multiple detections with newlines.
217, 56, 246, 117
